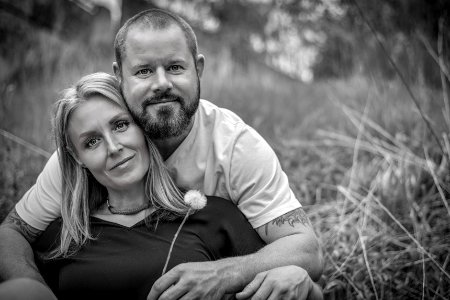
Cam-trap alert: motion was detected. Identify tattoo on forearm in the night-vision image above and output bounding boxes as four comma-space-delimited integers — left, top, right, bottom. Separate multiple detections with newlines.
264, 208, 311, 236
1, 208, 42, 243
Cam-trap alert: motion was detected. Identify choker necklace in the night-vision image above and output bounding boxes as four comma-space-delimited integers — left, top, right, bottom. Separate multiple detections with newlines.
106, 198, 151, 215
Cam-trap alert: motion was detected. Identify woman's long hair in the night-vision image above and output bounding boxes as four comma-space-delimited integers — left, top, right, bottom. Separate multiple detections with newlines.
50, 72, 189, 258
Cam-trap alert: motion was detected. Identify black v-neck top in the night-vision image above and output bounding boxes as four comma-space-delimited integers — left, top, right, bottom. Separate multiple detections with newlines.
33, 197, 265, 300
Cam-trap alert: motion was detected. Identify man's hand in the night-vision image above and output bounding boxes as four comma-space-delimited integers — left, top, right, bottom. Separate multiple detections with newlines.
235, 266, 323, 300
147, 261, 234, 300
147, 208, 323, 300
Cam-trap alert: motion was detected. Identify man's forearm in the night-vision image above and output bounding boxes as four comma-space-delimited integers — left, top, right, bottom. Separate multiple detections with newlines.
0, 227, 45, 283
215, 233, 323, 292
0, 208, 46, 284
251, 233, 323, 280
148, 208, 323, 300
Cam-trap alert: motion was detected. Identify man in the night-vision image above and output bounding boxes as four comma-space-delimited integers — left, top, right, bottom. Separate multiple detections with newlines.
0, 8, 323, 299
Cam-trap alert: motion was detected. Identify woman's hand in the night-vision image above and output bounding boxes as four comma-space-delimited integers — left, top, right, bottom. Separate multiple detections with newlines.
235, 265, 323, 300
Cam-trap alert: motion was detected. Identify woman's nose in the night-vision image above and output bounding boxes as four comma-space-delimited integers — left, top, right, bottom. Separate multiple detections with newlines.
105, 135, 123, 155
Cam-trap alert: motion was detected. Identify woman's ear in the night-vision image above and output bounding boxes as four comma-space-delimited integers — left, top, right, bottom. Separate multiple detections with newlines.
66, 146, 85, 167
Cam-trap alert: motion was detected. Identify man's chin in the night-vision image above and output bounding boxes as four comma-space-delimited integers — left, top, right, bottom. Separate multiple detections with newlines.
145, 102, 179, 117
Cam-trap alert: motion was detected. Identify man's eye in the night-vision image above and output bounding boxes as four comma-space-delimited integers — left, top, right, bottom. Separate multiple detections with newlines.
86, 138, 100, 148
136, 69, 152, 76
168, 65, 182, 72
114, 120, 130, 131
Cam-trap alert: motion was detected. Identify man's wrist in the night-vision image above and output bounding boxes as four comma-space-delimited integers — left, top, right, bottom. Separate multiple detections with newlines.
216, 255, 259, 292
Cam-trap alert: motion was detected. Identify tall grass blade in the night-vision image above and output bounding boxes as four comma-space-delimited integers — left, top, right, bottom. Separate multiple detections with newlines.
367, 183, 450, 281
437, 18, 450, 131
357, 228, 379, 300
424, 150, 450, 219
351, 0, 445, 155
325, 251, 365, 299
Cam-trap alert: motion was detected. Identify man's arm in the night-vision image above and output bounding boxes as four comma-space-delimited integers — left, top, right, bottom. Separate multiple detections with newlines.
235, 265, 323, 300
0, 208, 45, 283
255, 207, 323, 281
147, 207, 323, 300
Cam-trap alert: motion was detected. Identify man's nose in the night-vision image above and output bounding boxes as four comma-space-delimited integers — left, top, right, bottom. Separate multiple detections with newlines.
151, 67, 173, 93
105, 134, 123, 155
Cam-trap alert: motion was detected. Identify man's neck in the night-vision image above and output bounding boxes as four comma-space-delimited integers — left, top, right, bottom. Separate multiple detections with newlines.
153, 116, 195, 161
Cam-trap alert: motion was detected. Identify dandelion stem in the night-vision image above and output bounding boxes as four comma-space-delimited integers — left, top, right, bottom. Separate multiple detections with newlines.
161, 208, 192, 275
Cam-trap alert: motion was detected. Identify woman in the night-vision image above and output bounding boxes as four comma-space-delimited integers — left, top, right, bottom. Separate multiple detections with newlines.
32, 72, 266, 300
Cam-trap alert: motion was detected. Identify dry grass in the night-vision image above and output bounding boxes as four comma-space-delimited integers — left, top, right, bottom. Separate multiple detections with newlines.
302, 98, 450, 299
1, 17, 450, 300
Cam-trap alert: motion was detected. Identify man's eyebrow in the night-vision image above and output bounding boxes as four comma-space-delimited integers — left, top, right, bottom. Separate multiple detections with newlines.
168, 58, 187, 64
132, 63, 151, 69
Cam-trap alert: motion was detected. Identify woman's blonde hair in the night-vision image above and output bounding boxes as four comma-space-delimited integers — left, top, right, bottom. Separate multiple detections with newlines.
51, 72, 189, 258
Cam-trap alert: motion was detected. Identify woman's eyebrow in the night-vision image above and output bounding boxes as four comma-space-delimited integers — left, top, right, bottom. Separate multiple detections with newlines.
78, 129, 97, 141
108, 112, 130, 124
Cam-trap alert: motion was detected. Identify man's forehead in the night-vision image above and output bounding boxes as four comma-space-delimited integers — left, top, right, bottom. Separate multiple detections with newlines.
122, 24, 190, 65
125, 23, 185, 45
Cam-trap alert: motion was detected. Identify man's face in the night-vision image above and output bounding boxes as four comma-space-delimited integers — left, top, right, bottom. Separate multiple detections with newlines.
115, 24, 204, 140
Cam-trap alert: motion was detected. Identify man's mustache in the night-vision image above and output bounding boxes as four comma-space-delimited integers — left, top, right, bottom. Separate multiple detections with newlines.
142, 92, 182, 109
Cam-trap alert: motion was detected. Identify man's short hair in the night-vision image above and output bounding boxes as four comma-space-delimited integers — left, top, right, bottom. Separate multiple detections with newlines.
114, 9, 199, 71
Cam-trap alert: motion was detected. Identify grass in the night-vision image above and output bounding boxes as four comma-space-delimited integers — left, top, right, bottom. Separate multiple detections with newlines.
1, 14, 449, 300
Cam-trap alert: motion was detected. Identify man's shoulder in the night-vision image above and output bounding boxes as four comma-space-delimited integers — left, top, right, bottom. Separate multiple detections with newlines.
198, 99, 244, 126
194, 99, 269, 152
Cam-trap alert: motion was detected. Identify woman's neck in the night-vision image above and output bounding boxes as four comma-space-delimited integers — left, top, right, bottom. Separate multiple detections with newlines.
106, 181, 147, 210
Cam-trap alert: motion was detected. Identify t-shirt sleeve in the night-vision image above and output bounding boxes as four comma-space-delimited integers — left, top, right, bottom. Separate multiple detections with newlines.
229, 125, 301, 229
15, 151, 62, 231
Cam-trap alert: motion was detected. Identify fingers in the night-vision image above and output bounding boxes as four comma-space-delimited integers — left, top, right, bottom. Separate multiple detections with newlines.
158, 283, 188, 300
236, 266, 314, 300
147, 268, 180, 300
245, 278, 273, 300
307, 282, 324, 300
235, 271, 267, 299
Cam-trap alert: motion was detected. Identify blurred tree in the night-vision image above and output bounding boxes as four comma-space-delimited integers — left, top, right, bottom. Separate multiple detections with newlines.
315, 0, 450, 84
1, 0, 448, 84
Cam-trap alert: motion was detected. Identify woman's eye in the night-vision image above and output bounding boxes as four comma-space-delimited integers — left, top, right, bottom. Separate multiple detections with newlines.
86, 138, 100, 148
115, 120, 130, 131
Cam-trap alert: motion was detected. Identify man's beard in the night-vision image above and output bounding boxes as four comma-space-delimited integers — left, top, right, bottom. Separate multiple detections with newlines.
133, 79, 200, 140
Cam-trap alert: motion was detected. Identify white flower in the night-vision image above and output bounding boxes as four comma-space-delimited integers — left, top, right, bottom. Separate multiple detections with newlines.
161, 190, 207, 275
184, 190, 207, 210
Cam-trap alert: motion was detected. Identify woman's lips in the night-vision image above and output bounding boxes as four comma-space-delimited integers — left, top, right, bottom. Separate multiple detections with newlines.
110, 154, 135, 170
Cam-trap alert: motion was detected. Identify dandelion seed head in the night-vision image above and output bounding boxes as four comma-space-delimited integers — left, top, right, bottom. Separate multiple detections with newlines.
184, 190, 207, 210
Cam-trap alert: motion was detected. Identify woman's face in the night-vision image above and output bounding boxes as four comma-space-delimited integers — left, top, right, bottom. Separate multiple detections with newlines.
67, 96, 149, 191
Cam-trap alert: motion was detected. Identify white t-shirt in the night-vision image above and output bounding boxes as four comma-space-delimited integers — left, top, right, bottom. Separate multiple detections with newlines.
16, 99, 301, 230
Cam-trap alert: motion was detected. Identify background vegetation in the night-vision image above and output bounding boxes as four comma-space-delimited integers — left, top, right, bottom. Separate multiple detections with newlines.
1, 0, 449, 299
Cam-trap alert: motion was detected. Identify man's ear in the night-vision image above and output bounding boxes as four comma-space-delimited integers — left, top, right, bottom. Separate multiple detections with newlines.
113, 62, 122, 83
196, 54, 205, 78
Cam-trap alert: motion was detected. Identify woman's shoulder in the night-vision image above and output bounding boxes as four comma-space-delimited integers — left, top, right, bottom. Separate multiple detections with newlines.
202, 196, 240, 213
191, 196, 247, 225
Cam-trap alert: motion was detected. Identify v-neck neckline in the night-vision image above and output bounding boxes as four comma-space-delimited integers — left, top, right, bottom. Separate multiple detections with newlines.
90, 213, 151, 229
90, 216, 147, 229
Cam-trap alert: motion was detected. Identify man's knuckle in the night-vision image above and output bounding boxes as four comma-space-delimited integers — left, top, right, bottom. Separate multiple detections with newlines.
152, 282, 163, 292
